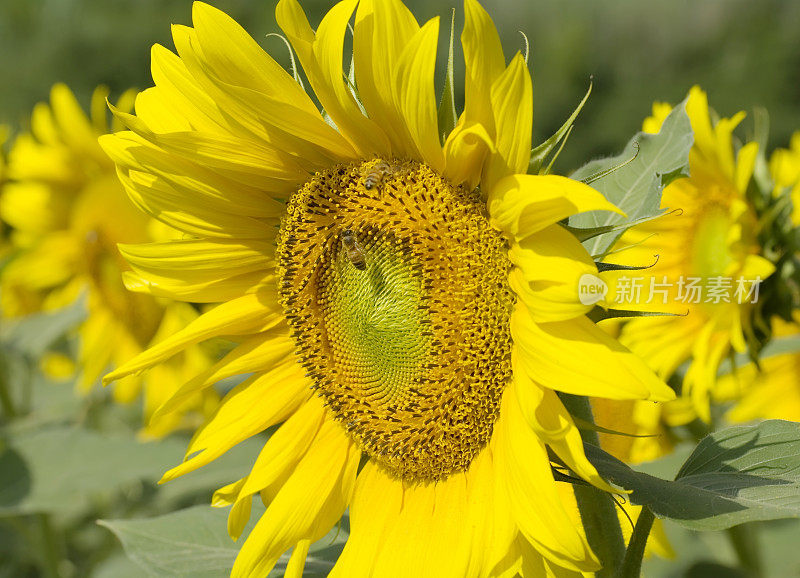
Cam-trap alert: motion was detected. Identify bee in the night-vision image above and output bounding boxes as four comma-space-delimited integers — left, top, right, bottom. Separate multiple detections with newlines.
340, 229, 367, 270
362, 161, 394, 191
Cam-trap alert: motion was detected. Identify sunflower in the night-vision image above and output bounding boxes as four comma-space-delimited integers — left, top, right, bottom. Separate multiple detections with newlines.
714, 315, 800, 423
101, 1, 673, 575
713, 133, 800, 424
605, 86, 776, 422
770, 131, 800, 226
0, 84, 216, 438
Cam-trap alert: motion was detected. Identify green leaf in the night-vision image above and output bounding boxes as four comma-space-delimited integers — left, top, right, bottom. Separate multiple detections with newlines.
568, 98, 693, 258
586, 420, 800, 531
0, 426, 187, 516
0, 295, 86, 357
0, 425, 259, 517
99, 505, 348, 578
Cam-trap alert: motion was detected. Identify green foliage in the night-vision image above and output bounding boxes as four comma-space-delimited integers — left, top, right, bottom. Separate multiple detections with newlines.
0, 302, 263, 577
0, 296, 86, 359
99, 505, 348, 578
587, 420, 800, 531
568, 98, 693, 258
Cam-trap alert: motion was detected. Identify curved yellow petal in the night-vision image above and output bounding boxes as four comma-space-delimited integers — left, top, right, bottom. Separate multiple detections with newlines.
483, 53, 532, 192
489, 175, 624, 242
497, 387, 600, 572
461, 0, 505, 133
160, 363, 310, 483
103, 292, 282, 384
509, 224, 597, 322
443, 119, 494, 189
392, 17, 445, 171
276, 0, 390, 156
153, 329, 294, 418
230, 417, 359, 578
512, 367, 616, 493
353, 0, 420, 157
512, 303, 675, 401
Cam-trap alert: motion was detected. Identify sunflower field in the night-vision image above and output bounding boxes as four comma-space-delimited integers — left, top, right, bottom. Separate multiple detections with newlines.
1, 1, 800, 577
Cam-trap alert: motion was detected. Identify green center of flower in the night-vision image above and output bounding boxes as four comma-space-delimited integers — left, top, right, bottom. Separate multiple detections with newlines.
277, 159, 515, 482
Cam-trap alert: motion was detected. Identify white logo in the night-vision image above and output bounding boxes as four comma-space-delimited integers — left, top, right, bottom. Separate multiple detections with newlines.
578, 273, 608, 305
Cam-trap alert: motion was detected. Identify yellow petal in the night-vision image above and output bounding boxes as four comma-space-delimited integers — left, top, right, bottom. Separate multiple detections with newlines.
461, 0, 505, 132
103, 292, 282, 384
512, 304, 675, 401
237, 397, 327, 500
329, 462, 404, 577
353, 0, 420, 157
230, 418, 359, 578
512, 367, 616, 493
285, 540, 312, 578
153, 329, 295, 418
489, 175, 624, 242
160, 362, 311, 483
392, 17, 445, 171
276, 0, 390, 156
734, 141, 759, 194
483, 53, 532, 192
443, 118, 494, 189
509, 224, 597, 322
120, 239, 275, 284
497, 387, 600, 572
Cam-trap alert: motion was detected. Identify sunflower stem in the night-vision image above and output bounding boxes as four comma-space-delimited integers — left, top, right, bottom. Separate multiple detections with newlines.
37, 513, 61, 578
727, 522, 763, 577
616, 505, 655, 578
560, 393, 626, 577
0, 354, 17, 419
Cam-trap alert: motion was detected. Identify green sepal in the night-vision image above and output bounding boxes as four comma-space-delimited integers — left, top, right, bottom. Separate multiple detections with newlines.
595, 256, 659, 273
265, 33, 304, 89
571, 416, 657, 439
437, 9, 458, 143
528, 80, 592, 174
587, 307, 684, 323
564, 209, 673, 244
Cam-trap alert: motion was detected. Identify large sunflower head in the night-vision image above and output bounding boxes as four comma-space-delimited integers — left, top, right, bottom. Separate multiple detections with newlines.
102, 0, 674, 575
0, 83, 216, 437
606, 86, 776, 421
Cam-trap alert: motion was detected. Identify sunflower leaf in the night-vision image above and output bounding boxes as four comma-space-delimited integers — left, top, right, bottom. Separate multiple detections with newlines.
0, 425, 260, 516
0, 294, 86, 357
585, 420, 800, 531
568, 97, 693, 258
99, 505, 349, 578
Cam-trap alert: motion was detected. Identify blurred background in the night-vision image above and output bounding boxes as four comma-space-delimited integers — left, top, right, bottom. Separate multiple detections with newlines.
1, 0, 800, 170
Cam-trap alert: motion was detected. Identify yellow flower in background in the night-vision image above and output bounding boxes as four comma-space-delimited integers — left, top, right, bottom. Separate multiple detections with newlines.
101, 0, 673, 575
0, 83, 216, 438
607, 86, 775, 422
716, 315, 800, 423
770, 131, 800, 225
0, 125, 9, 261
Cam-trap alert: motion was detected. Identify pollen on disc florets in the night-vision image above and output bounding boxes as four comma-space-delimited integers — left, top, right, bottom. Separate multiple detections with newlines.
277, 159, 515, 483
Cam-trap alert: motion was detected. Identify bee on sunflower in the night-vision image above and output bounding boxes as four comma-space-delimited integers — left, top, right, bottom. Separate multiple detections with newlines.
101, 0, 674, 575
0, 84, 217, 438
